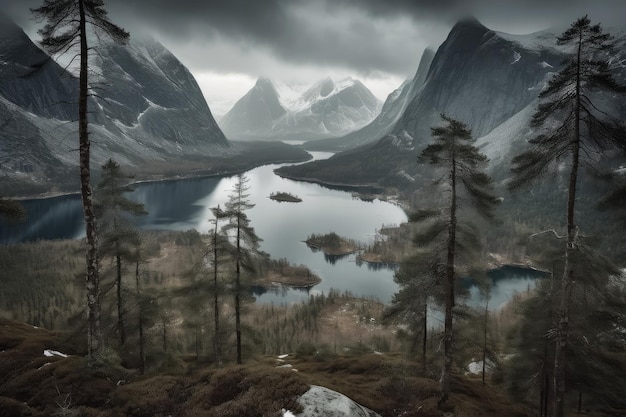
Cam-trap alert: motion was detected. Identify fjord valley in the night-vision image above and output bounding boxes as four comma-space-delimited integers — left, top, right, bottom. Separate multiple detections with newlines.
1, 2, 626, 417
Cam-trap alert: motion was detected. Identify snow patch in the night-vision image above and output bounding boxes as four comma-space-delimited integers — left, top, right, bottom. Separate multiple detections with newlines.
540, 61, 553, 68
511, 51, 521, 64
43, 349, 68, 358
467, 359, 495, 374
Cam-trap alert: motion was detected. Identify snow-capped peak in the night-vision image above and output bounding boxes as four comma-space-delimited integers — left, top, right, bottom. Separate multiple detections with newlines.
273, 80, 308, 109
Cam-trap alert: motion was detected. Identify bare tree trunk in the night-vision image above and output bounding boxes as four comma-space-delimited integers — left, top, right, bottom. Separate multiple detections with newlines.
482, 300, 488, 385
78, 0, 102, 363
554, 28, 583, 417
213, 217, 221, 364
163, 319, 167, 354
440, 157, 457, 406
135, 253, 145, 374
235, 217, 242, 364
422, 302, 427, 372
116, 243, 125, 345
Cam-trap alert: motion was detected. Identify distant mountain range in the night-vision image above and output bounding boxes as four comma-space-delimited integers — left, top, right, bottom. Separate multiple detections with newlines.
304, 48, 436, 152
277, 18, 626, 191
0, 15, 311, 196
219, 76, 382, 141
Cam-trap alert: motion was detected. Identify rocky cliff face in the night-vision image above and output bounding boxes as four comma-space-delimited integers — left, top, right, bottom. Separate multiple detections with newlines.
277, 18, 574, 188
92, 35, 229, 156
0, 14, 78, 121
305, 48, 435, 152
0, 18, 230, 195
219, 77, 287, 139
220, 77, 381, 141
395, 17, 564, 142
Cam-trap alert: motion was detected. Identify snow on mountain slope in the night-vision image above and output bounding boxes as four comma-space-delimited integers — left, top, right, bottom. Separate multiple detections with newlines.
0, 18, 231, 194
475, 101, 537, 178
275, 18, 579, 189
219, 76, 382, 141
304, 48, 436, 151
219, 77, 286, 139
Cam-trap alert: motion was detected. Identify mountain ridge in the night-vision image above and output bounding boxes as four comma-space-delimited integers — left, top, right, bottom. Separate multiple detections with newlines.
0, 18, 252, 195
275, 18, 606, 191
219, 76, 382, 141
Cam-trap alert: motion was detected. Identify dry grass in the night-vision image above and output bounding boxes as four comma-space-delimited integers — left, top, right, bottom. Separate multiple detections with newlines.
0, 317, 537, 417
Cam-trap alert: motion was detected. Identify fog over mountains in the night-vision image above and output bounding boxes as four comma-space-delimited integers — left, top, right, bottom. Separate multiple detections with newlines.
219, 76, 382, 141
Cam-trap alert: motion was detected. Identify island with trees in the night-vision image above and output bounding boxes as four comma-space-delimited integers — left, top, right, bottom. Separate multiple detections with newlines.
255, 258, 321, 289
269, 191, 302, 203
304, 232, 362, 256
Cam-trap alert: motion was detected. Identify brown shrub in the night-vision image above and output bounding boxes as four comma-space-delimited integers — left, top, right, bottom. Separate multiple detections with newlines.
0, 396, 41, 417
186, 365, 308, 417
110, 375, 188, 417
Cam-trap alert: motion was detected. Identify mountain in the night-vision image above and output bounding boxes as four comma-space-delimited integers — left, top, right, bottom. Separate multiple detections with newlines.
0, 14, 82, 195
393, 17, 564, 141
276, 18, 570, 189
0, 18, 231, 195
91, 34, 230, 156
304, 48, 436, 152
219, 76, 382, 141
219, 77, 286, 139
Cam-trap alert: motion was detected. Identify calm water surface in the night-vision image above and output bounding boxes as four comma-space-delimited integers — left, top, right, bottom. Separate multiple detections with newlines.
1, 148, 542, 308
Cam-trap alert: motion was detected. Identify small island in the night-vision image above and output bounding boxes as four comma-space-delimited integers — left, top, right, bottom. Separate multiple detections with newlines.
255, 258, 321, 288
269, 191, 302, 203
305, 232, 362, 256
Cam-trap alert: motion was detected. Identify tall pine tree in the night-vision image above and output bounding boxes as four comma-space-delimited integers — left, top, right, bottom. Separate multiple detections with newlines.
510, 16, 625, 417
415, 114, 499, 404
95, 159, 146, 346
223, 174, 260, 364
32, 0, 129, 362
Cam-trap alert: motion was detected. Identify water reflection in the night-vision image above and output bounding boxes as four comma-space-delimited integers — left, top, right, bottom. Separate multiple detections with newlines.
1, 156, 542, 309
465, 265, 549, 309
1, 156, 408, 305
0, 194, 83, 243
251, 284, 313, 298
323, 253, 352, 265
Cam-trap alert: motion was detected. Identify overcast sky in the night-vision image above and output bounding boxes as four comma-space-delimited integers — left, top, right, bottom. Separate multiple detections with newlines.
4, 0, 625, 118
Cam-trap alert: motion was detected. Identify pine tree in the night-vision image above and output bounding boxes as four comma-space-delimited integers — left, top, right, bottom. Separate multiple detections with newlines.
31, 0, 129, 362
383, 251, 440, 371
223, 174, 260, 364
415, 114, 499, 404
509, 16, 625, 417
95, 159, 146, 346
504, 234, 625, 415
209, 205, 228, 364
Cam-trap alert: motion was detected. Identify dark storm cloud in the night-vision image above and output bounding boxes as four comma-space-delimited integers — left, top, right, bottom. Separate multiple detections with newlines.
100, 0, 431, 74
108, 0, 626, 72
5, 0, 626, 78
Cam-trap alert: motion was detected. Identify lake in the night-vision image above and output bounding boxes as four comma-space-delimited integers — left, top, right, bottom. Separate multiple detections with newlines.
0, 148, 543, 308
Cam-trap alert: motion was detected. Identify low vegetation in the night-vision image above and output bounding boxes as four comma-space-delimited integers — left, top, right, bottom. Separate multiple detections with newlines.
0, 306, 533, 417
1, 228, 623, 415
